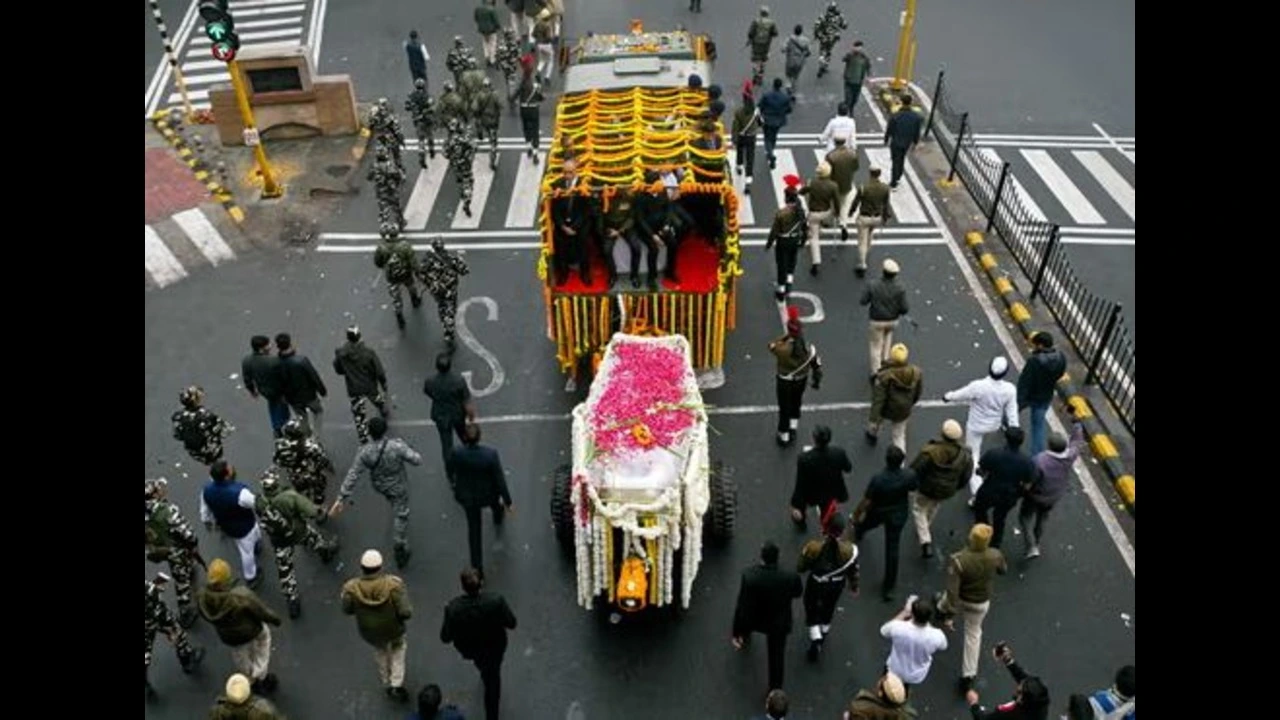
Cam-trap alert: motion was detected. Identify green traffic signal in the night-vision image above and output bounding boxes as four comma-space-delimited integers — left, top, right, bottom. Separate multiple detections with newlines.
206, 20, 230, 42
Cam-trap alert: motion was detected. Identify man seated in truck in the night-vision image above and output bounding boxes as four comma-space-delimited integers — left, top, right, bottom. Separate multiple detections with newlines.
636, 169, 696, 285
550, 158, 592, 286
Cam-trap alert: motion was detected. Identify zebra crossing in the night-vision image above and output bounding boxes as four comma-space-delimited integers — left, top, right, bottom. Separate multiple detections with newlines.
325, 134, 941, 246
970, 135, 1136, 245
144, 0, 325, 117
145, 208, 248, 290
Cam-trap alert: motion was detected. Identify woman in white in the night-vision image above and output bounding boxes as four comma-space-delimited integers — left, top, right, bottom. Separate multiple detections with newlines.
942, 356, 1018, 497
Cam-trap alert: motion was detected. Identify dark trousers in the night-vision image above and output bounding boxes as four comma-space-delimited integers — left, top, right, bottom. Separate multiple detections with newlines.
520, 107, 540, 148
463, 502, 506, 572
763, 124, 782, 162
776, 376, 807, 435
266, 397, 291, 438
855, 512, 906, 595
803, 576, 843, 627
972, 496, 1018, 549
774, 242, 800, 289
844, 82, 863, 110
689, 0, 701, 9
435, 418, 466, 482
765, 631, 786, 690
735, 134, 756, 177
1018, 496, 1053, 548
890, 144, 909, 187
476, 655, 503, 720
553, 228, 588, 283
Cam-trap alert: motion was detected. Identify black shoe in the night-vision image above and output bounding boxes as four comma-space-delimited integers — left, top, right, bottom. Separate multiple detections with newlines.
463, 201, 472, 217
921, 542, 934, 559
254, 674, 278, 694
396, 311, 406, 329
864, 429, 878, 445
631, 275, 641, 289
854, 266, 866, 278
394, 545, 411, 568
769, 156, 777, 170
387, 686, 410, 701
532, 152, 539, 164
806, 640, 822, 662
958, 676, 976, 695
809, 263, 819, 277
841, 226, 849, 242
178, 606, 199, 629
318, 543, 339, 564
410, 294, 422, 308
181, 646, 205, 674
288, 598, 302, 619
247, 574, 263, 591
890, 182, 899, 189
744, 183, 751, 195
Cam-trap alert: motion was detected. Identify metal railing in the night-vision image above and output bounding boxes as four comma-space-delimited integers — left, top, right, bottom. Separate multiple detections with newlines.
924, 70, 1135, 435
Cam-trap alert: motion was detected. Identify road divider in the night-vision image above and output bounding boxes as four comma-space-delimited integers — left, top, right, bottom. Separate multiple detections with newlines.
151, 112, 244, 223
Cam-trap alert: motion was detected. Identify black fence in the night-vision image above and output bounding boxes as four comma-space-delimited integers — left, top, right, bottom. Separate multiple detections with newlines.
923, 70, 1135, 435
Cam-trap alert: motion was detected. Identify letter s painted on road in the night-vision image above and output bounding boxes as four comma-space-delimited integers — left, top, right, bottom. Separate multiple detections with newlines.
456, 296, 506, 398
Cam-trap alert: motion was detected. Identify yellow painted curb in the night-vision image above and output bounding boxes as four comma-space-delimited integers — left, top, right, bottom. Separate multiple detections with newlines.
1090, 433, 1119, 459
229, 206, 245, 222
965, 231, 984, 246
1114, 475, 1135, 505
979, 253, 997, 270
937, 177, 959, 188
1009, 303, 1031, 322
993, 277, 1014, 295
1066, 396, 1091, 417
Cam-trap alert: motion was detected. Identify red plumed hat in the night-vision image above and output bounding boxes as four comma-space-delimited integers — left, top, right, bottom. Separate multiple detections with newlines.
782, 174, 802, 189
786, 305, 801, 320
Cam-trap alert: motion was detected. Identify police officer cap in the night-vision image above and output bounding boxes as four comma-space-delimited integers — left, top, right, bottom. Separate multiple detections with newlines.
483, 77, 492, 88
361, 549, 384, 569
760, 6, 770, 15
443, 81, 455, 92
414, 78, 426, 89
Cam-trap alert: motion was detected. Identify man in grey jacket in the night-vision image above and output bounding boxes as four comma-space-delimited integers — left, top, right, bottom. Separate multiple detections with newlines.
1018, 405, 1085, 559
331, 417, 424, 568
334, 326, 390, 445
783, 24, 811, 95
859, 259, 916, 381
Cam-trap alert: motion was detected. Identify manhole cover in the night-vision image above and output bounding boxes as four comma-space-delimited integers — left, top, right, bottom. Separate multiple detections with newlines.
325, 164, 351, 178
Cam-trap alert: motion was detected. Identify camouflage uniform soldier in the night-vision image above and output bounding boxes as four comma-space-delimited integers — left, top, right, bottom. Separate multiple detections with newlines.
438, 81, 470, 128
446, 36, 478, 84
145, 478, 202, 628
417, 236, 471, 348
471, 77, 503, 169
747, 6, 780, 87
369, 147, 407, 229
172, 386, 233, 465
369, 98, 406, 172
405, 78, 437, 167
373, 223, 424, 329
145, 573, 205, 697
458, 58, 488, 111
813, 1, 848, 78
444, 118, 478, 217
496, 29, 523, 114
273, 418, 336, 505
330, 416, 424, 568
256, 467, 339, 618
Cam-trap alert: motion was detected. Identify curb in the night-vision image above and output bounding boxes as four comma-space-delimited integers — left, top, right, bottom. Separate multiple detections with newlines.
150, 112, 245, 224
963, 230, 1134, 517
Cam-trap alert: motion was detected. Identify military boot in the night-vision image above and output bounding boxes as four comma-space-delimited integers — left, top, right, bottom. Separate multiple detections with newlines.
394, 544, 411, 568
181, 645, 205, 674
178, 605, 199, 629
288, 597, 302, 619
396, 311, 406, 329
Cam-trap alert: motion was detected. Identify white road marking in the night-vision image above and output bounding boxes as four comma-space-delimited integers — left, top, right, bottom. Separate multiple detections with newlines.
224, 3, 305, 17
188, 27, 301, 48
172, 209, 236, 265
769, 148, 800, 210
862, 147, 928, 224
1073, 150, 1135, 221
979, 148, 1047, 223
505, 152, 545, 228
731, 155, 755, 226
1059, 237, 1136, 247
1020, 149, 1104, 225
145, 0, 199, 116
145, 226, 189, 287
1058, 227, 1134, 235
403, 161, 448, 229
456, 297, 506, 398
451, 157, 496, 230
1091, 123, 1135, 164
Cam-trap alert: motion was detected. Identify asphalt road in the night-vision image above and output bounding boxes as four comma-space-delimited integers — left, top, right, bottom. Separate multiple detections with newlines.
144, 0, 192, 87
146, 2, 1135, 717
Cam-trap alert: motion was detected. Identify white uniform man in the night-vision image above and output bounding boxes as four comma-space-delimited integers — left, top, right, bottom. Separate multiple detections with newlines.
942, 356, 1019, 498
819, 103, 858, 152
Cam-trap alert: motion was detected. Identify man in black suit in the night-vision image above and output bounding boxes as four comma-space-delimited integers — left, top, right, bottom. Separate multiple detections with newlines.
423, 353, 476, 484
883, 92, 924, 189
732, 540, 804, 691
450, 424, 513, 574
550, 157, 591, 286
789, 424, 852, 531
441, 568, 518, 720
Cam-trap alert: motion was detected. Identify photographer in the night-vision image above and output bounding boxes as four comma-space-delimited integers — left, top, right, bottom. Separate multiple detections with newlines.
965, 643, 1050, 720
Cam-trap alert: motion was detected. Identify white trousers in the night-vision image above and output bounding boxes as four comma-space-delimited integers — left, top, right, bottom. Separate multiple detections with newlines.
234, 523, 262, 582
229, 625, 273, 681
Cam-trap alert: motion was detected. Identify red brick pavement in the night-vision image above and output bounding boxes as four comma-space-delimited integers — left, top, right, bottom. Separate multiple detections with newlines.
145, 148, 211, 224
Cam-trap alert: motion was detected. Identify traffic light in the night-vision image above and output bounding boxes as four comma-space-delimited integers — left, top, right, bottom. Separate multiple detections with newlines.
200, 0, 241, 62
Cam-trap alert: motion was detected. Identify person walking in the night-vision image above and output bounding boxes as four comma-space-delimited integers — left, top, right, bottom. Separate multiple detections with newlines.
475, 0, 502, 66
532, 8, 556, 84
208, 673, 286, 720
516, 65, 544, 162
172, 386, 234, 466
406, 78, 437, 166
819, 103, 857, 152
276, 333, 327, 436
797, 513, 859, 661
731, 91, 761, 193
782, 25, 811, 95
342, 549, 414, 701
880, 596, 948, 693
374, 222, 424, 331
747, 7, 780, 87
943, 356, 1019, 498
200, 460, 263, 588
909, 420, 973, 559
241, 335, 289, 438
406, 31, 431, 87
841, 40, 872, 111
419, 237, 472, 351
145, 573, 205, 697
848, 167, 894, 276
1019, 408, 1085, 559
197, 558, 283, 694
450, 424, 514, 575
826, 135, 859, 242
256, 468, 339, 619
812, 1, 848, 78
732, 540, 803, 692
845, 672, 910, 719
972, 427, 1036, 552
273, 418, 335, 506
859, 259, 914, 379
769, 307, 823, 447
852, 446, 918, 602
331, 417, 423, 568
1016, 331, 1067, 456
758, 78, 792, 170
884, 94, 923, 189
798, 161, 840, 276
441, 568, 518, 720
504, 0, 528, 37
424, 353, 477, 483
145, 478, 202, 628
334, 325, 390, 446
866, 343, 923, 452
789, 425, 851, 531
938, 523, 1007, 694
765, 176, 807, 301
963, 644, 1051, 718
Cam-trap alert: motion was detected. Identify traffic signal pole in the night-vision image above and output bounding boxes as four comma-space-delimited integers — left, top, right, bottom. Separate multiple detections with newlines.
229, 60, 282, 199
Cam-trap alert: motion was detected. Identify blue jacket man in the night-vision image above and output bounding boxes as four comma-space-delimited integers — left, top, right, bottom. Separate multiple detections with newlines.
200, 460, 263, 588
883, 93, 924, 188
450, 424, 513, 574
758, 79, 793, 168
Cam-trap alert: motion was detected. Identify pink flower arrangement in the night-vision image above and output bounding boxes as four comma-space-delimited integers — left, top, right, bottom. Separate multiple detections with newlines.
590, 342, 697, 457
